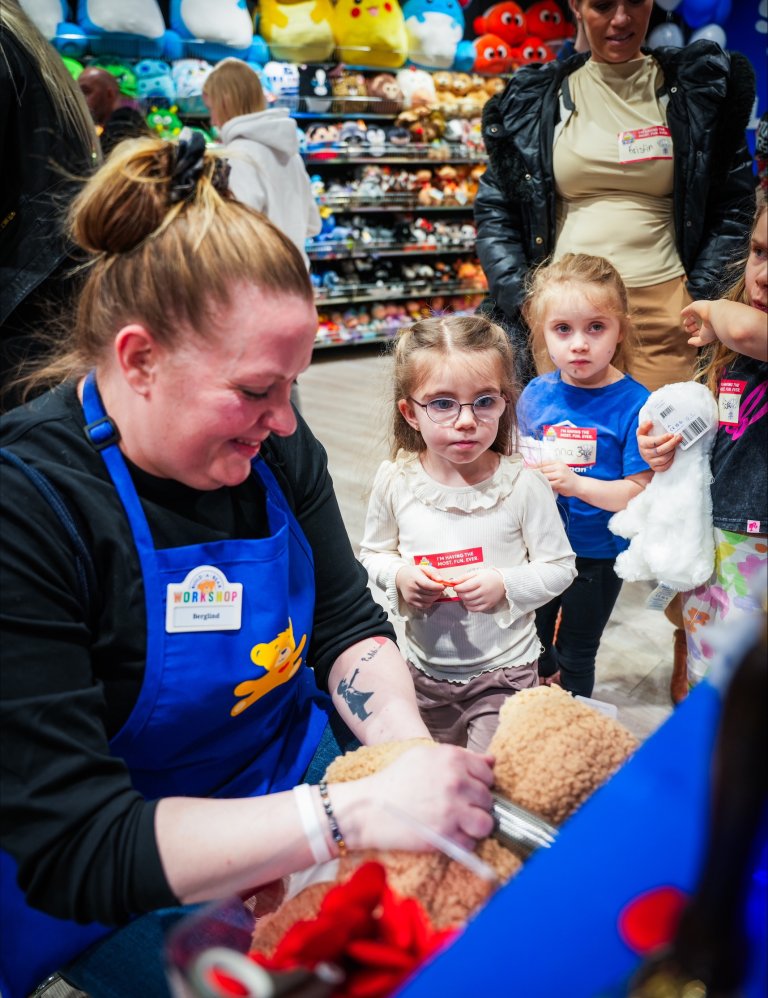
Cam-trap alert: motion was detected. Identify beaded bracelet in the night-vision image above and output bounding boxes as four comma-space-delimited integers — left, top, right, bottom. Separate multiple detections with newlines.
317, 780, 348, 857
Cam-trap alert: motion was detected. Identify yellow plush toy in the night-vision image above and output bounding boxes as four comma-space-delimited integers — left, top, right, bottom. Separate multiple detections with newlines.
257, 0, 335, 62
332, 0, 408, 69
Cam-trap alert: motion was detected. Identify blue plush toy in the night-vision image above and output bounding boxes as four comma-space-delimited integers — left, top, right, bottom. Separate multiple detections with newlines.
134, 58, 176, 102
76, 0, 181, 58
402, 0, 475, 71
171, 57, 214, 114
170, 0, 269, 63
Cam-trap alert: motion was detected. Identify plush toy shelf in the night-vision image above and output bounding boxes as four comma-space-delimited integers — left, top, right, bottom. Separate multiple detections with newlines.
307, 242, 476, 261
305, 149, 487, 166
314, 281, 486, 306
316, 197, 475, 213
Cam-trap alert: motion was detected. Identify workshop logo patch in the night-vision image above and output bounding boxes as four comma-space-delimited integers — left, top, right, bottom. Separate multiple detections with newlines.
165, 565, 243, 632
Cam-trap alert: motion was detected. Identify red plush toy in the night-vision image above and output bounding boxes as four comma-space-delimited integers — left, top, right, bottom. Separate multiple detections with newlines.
511, 34, 555, 64
525, 0, 575, 44
471, 33, 517, 75
473, 2, 527, 48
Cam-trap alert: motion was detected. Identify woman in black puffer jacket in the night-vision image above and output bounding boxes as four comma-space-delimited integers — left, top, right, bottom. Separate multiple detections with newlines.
475, 0, 756, 390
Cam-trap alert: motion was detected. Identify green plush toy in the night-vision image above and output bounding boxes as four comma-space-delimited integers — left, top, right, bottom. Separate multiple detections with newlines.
61, 56, 84, 80
89, 58, 139, 99
146, 105, 183, 140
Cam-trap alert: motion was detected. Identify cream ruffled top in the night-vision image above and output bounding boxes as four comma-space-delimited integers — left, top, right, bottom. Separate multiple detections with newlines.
394, 449, 524, 513
359, 452, 576, 680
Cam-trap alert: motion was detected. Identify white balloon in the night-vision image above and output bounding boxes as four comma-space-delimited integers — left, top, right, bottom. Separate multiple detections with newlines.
647, 22, 685, 47
689, 23, 727, 46
654, 0, 682, 10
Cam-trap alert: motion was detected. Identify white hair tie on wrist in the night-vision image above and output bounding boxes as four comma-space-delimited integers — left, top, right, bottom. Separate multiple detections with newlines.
293, 783, 333, 865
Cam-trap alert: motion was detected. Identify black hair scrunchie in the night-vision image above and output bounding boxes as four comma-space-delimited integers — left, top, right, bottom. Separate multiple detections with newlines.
169, 128, 232, 204
169, 128, 207, 204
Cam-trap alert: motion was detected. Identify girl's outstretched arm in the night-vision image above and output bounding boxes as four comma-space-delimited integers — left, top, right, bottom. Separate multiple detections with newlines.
538, 461, 651, 512
682, 299, 768, 361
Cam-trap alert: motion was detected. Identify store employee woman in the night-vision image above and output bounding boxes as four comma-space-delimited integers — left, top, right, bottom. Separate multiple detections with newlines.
0, 133, 495, 998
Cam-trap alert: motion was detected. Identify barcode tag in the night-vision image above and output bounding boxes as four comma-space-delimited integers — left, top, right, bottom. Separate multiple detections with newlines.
648, 398, 711, 450
646, 582, 678, 611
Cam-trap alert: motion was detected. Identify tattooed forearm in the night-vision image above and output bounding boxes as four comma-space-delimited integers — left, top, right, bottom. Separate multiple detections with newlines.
336, 667, 374, 720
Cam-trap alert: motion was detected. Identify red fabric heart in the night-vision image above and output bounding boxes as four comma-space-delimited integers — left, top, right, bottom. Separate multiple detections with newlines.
250, 861, 457, 998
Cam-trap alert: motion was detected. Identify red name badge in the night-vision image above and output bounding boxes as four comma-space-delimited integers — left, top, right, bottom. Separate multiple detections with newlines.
718, 379, 747, 425
413, 547, 484, 602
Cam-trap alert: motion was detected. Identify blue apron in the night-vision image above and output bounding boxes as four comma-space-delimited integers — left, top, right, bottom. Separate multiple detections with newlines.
0, 373, 331, 998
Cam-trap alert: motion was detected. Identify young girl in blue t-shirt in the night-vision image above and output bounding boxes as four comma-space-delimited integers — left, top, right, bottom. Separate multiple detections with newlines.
517, 253, 652, 698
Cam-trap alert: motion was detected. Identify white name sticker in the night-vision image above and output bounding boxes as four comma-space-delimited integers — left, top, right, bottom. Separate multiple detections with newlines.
542, 424, 597, 468
166, 565, 243, 633
617, 125, 673, 164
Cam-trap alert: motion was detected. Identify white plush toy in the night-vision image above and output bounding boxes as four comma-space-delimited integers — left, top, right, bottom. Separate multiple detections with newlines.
609, 381, 719, 592
19, 0, 69, 39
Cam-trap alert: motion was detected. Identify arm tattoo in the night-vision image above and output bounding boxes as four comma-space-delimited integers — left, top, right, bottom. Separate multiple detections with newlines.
336, 667, 373, 721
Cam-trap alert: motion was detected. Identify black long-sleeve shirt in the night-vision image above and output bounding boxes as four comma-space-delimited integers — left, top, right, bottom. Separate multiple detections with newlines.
0, 384, 394, 924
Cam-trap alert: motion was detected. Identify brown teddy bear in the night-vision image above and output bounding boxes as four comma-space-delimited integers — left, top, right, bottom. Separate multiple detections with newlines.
331, 70, 368, 114
250, 687, 638, 954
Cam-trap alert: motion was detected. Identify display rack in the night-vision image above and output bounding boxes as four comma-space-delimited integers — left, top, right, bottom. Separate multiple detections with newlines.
304, 112, 487, 347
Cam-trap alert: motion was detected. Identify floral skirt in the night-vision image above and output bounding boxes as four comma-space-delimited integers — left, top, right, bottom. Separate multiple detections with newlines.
681, 528, 768, 685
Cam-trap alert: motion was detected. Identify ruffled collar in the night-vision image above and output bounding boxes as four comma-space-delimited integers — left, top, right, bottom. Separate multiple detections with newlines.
393, 451, 524, 512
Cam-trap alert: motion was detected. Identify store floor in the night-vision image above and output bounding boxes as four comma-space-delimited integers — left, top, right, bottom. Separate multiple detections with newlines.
299, 344, 675, 743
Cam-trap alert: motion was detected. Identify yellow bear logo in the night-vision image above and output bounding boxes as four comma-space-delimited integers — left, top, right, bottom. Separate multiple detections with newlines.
231, 618, 307, 717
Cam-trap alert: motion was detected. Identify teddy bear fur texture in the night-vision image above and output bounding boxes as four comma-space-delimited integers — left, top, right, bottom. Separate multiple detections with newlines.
250, 687, 638, 953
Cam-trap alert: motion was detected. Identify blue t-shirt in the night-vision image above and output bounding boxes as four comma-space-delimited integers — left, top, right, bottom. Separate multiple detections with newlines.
517, 372, 650, 558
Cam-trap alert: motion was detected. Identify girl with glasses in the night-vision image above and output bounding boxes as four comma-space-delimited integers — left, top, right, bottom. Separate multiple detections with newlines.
359, 315, 576, 752
517, 253, 652, 700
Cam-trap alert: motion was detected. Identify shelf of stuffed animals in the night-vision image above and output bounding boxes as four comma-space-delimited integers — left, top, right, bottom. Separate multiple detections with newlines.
316, 198, 477, 213
304, 145, 486, 166
308, 209, 477, 259
314, 291, 486, 350
307, 241, 477, 262
315, 279, 486, 307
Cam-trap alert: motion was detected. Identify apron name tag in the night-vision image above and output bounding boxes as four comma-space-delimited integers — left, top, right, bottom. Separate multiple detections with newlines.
166, 565, 243, 633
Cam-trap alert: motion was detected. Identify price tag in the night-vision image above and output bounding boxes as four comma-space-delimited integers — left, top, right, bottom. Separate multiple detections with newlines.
646, 582, 678, 611
646, 397, 712, 451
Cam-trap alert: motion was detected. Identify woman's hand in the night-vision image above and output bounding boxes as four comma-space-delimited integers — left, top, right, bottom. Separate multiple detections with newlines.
396, 565, 448, 610
537, 460, 579, 496
637, 419, 682, 472
453, 569, 505, 612
339, 744, 496, 854
681, 300, 717, 347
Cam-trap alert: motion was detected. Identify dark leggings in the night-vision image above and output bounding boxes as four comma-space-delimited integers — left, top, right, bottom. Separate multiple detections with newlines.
536, 556, 623, 699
